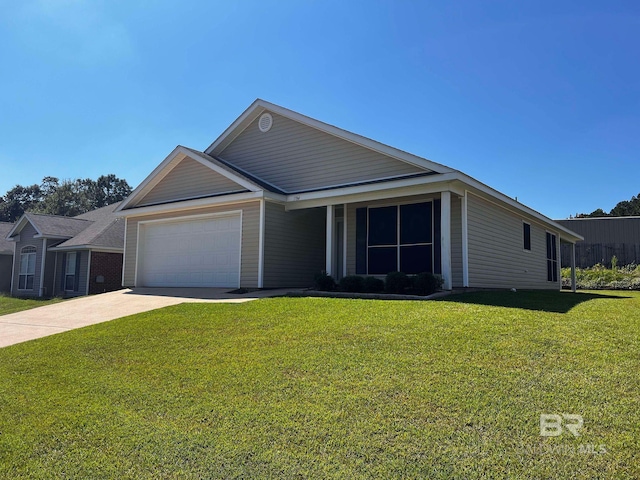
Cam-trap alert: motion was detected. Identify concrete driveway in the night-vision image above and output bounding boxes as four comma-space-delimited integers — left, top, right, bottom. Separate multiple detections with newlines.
0, 288, 294, 348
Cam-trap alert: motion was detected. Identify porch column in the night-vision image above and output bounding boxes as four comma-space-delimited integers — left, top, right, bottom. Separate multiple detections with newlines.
461, 191, 469, 287
571, 242, 577, 293
342, 203, 348, 278
326, 204, 334, 276
440, 191, 452, 290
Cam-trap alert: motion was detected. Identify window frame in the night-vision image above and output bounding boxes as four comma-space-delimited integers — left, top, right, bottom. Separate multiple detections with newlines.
523, 221, 531, 252
546, 231, 558, 282
64, 252, 77, 292
365, 200, 435, 275
18, 246, 37, 291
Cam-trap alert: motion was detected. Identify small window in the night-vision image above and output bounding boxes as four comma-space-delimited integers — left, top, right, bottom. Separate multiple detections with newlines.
523, 223, 531, 251
18, 246, 37, 290
65, 252, 77, 291
546, 232, 558, 282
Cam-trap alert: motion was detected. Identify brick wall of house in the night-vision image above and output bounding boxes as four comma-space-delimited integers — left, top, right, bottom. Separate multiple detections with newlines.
88, 252, 123, 295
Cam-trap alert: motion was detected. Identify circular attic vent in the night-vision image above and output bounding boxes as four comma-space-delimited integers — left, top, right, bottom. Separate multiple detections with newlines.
258, 112, 273, 132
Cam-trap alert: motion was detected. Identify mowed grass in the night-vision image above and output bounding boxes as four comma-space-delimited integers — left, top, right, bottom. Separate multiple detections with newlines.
0, 291, 638, 479
0, 295, 63, 316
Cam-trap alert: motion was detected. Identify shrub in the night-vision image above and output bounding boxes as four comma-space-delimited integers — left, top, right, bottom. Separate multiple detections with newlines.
362, 276, 385, 293
339, 275, 365, 293
385, 272, 410, 294
411, 272, 443, 296
314, 271, 336, 291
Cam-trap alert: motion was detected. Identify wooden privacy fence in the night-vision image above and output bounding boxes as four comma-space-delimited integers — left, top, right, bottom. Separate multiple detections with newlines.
561, 243, 640, 268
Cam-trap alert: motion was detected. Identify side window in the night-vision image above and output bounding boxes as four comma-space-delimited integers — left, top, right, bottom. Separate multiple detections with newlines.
523, 222, 531, 251
546, 232, 558, 282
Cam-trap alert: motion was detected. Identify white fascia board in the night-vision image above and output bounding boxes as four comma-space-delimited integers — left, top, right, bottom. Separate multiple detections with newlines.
48, 245, 123, 253
205, 99, 265, 155
115, 191, 264, 218
285, 173, 460, 210
117, 146, 262, 212
454, 172, 584, 243
206, 99, 454, 174
33, 234, 72, 240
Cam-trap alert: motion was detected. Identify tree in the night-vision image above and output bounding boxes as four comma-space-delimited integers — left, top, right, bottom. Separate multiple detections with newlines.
0, 174, 132, 222
0, 184, 44, 222
576, 193, 640, 218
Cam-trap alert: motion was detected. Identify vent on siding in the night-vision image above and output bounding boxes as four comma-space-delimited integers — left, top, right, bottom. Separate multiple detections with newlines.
258, 113, 273, 132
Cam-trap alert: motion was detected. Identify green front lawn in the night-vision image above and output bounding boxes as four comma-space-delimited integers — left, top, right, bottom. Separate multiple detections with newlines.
0, 291, 638, 478
0, 294, 63, 316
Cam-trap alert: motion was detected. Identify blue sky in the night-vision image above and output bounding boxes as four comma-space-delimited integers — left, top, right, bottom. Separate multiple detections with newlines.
1, 1, 638, 219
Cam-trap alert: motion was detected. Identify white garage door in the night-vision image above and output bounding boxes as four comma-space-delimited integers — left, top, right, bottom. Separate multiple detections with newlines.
138, 214, 241, 287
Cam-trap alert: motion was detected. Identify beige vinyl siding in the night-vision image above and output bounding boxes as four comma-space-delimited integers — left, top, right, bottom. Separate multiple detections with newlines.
263, 202, 325, 287
123, 201, 260, 288
467, 193, 561, 289
12, 223, 41, 297
346, 193, 442, 276
219, 111, 428, 193
450, 195, 463, 288
137, 158, 246, 206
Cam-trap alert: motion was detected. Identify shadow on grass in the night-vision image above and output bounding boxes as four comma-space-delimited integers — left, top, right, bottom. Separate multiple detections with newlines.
439, 290, 629, 313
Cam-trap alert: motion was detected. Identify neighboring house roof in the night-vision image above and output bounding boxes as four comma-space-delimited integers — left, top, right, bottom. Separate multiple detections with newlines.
54, 202, 124, 250
0, 222, 14, 255
5, 202, 124, 251
9, 213, 91, 239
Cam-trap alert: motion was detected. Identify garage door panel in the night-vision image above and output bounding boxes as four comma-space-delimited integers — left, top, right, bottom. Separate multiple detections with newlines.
138, 214, 241, 287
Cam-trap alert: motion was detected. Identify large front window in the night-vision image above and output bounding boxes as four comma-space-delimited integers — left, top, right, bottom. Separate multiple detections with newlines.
366, 202, 434, 275
18, 246, 36, 290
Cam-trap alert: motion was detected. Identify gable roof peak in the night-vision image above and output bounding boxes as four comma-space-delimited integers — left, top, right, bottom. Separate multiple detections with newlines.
205, 99, 455, 175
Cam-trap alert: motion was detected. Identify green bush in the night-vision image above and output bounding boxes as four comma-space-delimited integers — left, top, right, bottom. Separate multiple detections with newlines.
362, 276, 385, 293
561, 263, 640, 290
410, 272, 443, 296
339, 275, 365, 293
314, 271, 336, 291
385, 272, 410, 294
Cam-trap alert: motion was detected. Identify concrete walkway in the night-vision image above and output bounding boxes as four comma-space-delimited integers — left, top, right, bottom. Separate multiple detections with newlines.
0, 288, 293, 348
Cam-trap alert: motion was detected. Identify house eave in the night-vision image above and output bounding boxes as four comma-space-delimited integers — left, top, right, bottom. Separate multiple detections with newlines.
116, 146, 264, 212
115, 191, 269, 218
49, 245, 123, 253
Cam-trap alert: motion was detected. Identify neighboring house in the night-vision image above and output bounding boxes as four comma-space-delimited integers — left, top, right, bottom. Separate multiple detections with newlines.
556, 216, 640, 268
5, 202, 124, 298
116, 99, 582, 291
0, 222, 14, 292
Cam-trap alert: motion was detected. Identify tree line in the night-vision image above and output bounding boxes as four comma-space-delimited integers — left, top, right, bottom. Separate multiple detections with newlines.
0, 175, 132, 223
575, 192, 640, 218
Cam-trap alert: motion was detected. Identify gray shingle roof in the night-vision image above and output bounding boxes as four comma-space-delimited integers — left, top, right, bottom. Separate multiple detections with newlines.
6, 202, 124, 251
54, 202, 124, 249
0, 222, 14, 255
24, 213, 91, 238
